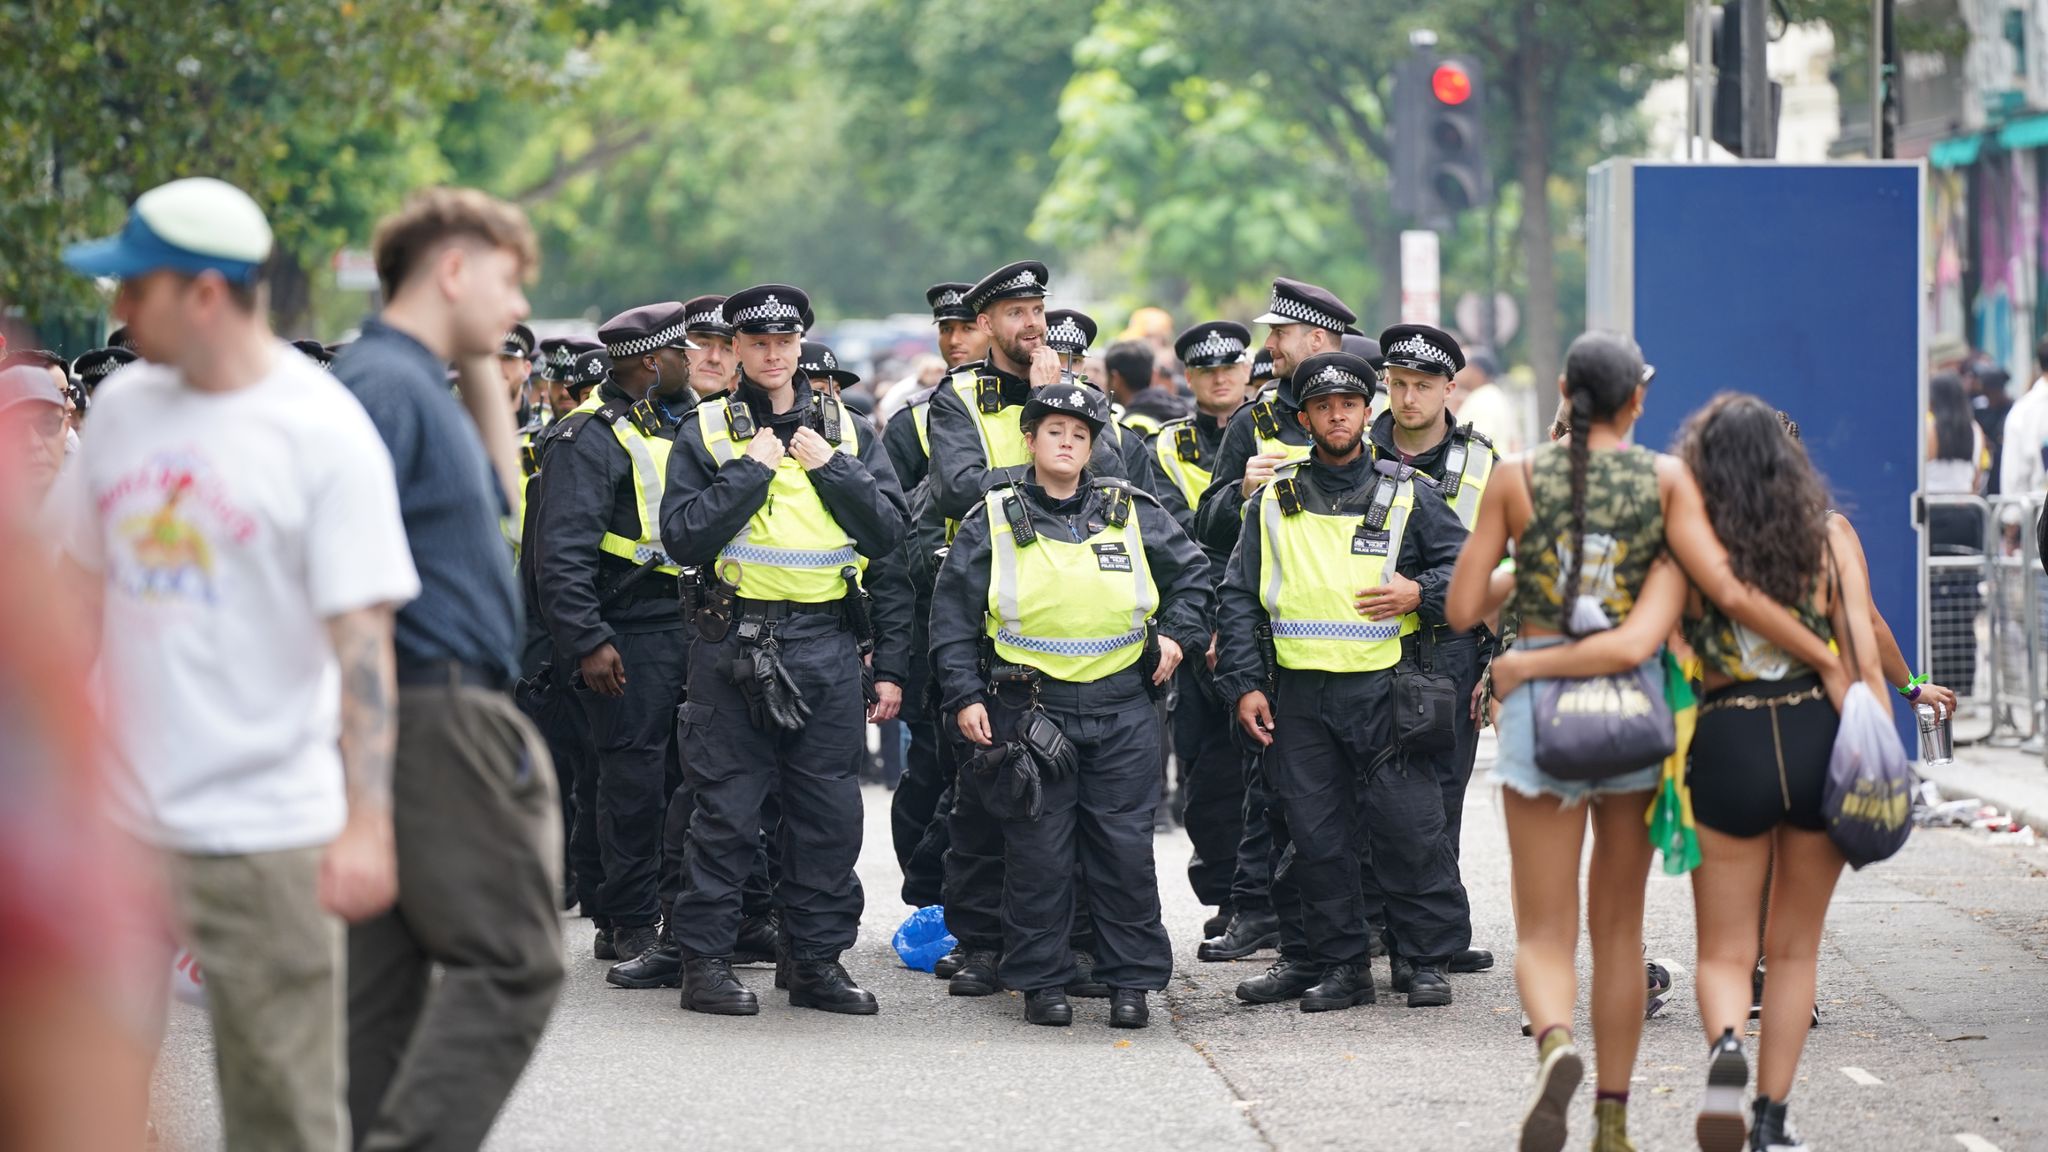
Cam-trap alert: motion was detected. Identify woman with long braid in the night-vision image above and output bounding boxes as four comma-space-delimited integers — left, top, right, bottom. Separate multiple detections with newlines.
1447, 333, 1843, 1152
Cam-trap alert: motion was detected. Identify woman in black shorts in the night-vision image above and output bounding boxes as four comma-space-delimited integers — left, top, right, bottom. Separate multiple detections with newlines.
1676, 394, 1887, 1152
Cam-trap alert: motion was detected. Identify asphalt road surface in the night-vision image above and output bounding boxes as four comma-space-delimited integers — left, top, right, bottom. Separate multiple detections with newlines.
151, 747, 2048, 1151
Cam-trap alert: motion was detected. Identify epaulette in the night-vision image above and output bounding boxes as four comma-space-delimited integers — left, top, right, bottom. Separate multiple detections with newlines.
1454, 420, 1494, 452
592, 397, 632, 426
548, 408, 601, 444
979, 464, 1029, 494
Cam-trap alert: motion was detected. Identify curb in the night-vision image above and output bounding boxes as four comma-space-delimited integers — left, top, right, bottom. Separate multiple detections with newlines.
1917, 760, 2048, 841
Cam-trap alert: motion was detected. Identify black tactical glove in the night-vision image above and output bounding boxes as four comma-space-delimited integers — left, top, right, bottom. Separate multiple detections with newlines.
756, 637, 812, 732
1007, 746, 1044, 819
1016, 708, 1077, 783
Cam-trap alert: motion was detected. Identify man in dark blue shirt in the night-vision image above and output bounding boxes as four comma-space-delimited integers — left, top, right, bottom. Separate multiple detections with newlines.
331, 187, 564, 1152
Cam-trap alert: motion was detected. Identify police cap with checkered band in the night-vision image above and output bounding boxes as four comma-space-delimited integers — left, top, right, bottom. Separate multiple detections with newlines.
1376, 323, 1465, 379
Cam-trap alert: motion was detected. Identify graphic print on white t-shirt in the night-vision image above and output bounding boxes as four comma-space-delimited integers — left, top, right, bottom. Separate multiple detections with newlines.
102, 448, 261, 605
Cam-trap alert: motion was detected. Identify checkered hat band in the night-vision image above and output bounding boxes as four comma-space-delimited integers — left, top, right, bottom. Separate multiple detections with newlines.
730, 297, 803, 326
1267, 292, 1344, 332
1046, 319, 1088, 349
1387, 335, 1456, 371
606, 321, 690, 358
686, 309, 730, 331
1189, 333, 1245, 360
933, 290, 965, 308
82, 361, 122, 380
1309, 366, 1365, 389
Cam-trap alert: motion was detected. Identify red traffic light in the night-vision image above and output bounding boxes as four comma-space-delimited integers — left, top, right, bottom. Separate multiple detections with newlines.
1431, 63, 1473, 106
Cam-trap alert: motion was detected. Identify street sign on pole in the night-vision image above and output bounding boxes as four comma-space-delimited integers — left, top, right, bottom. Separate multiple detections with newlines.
1400, 230, 1441, 325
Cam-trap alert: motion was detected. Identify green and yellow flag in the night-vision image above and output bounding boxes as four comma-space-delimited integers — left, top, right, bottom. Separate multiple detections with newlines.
1646, 649, 1702, 875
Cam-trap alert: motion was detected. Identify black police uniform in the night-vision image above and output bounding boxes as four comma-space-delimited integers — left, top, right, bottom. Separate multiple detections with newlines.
929, 425, 1212, 1020
534, 307, 697, 956
659, 285, 906, 1015
918, 262, 1144, 977
1148, 321, 1262, 932
1367, 323, 1498, 975
1214, 355, 1470, 1007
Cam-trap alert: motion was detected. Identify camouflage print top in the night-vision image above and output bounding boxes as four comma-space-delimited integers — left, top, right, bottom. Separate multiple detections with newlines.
1686, 568, 1832, 681
1513, 442, 1665, 634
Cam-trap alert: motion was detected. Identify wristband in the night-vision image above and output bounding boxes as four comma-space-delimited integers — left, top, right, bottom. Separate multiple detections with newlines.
1896, 673, 1929, 701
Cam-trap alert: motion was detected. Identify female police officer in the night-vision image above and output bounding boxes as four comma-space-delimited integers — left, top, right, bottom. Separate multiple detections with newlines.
929, 382, 1212, 1028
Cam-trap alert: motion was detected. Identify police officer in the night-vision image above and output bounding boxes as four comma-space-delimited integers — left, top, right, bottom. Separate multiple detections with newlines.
290, 338, 337, 370
500, 321, 537, 411
70, 345, 139, 406
1215, 351, 1469, 1011
930, 382, 1212, 1027
1370, 323, 1497, 980
885, 282, 987, 974
518, 345, 612, 918
1045, 307, 1162, 485
683, 295, 737, 400
534, 303, 697, 963
920, 260, 1148, 997
1044, 308, 1097, 377
1147, 321, 1273, 956
659, 284, 906, 1017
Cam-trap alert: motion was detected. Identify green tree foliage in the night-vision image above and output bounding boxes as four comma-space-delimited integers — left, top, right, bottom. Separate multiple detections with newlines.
0, 0, 547, 336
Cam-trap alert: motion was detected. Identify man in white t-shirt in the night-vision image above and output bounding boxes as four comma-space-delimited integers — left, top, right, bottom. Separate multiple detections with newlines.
54, 178, 420, 1152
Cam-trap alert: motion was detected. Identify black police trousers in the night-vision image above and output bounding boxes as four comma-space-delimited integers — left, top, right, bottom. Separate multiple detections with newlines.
890, 628, 948, 882
997, 675, 1172, 993
658, 776, 779, 932
575, 627, 687, 929
671, 616, 865, 961
1267, 667, 1464, 967
1175, 663, 1243, 909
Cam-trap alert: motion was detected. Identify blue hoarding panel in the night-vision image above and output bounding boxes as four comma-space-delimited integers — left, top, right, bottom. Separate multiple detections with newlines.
1629, 163, 1921, 743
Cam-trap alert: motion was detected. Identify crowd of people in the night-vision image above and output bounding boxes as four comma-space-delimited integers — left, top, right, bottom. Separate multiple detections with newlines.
0, 175, 1951, 1152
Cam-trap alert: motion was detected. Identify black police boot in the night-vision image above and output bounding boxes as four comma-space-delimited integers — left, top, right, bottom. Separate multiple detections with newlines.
734, 913, 779, 966
1197, 908, 1281, 962
1390, 954, 1414, 993
788, 959, 879, 1015
1066, 950, 1110, 998
948, 949, 1002, 997
611, 924, 660, 962
1234, 958, 1323, 1005
1025, 988, 1073, 1027
592, 926, 617, 961
933, 946, 967, 980
1450, 947, 1495, 973
1109, 989, 1149, 1029
606, 942, 684, 989
681, 958, 759, 1016
1405, 964, 1452, 1008
1300, 963, 1377, 1013
1202, 904, 1234, 939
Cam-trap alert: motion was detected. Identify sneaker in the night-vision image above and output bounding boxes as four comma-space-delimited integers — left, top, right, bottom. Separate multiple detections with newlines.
1750, 1097, 1810, 1152
1519, 1030, 1582, 1152
1591, 1097, 1637, 1152
1646, 960, 1673, 1019
1696, 1029, 1749, 1152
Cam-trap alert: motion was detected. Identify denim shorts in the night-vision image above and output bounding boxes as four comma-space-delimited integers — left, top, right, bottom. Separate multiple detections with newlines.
1492, 636, 1664, 804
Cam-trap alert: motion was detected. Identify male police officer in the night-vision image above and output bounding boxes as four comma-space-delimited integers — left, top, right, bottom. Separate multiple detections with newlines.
683, 294, 737, 400
1215, 350, 1469, 1012
534, 302, 696, 963
1371, 323, 1497, 979
919, 261, 1142, 997
881, 282, 986, 496
1149, 321, 1272, 955
659, 284, 906, 1017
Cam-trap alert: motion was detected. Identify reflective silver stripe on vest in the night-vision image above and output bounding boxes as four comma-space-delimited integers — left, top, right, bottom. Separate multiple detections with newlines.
1270, 620, 1404, 641
995, 628, 1148, 657
1379, 503, 1409, 582
718, 540, 859, 568
1450, 450, 1492, 529
618, 431, 667, 544
1258, 491, 1288, 617
630, 543, 676, 565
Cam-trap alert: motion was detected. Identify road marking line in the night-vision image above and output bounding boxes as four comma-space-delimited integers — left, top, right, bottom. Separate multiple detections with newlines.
1956, 1134, 2005, 1152
1840, 1066, 1882, 1086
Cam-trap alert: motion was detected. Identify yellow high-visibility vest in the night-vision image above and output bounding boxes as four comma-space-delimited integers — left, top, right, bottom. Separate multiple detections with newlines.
1257, 462, 1419, 673
699, 394, 864, 602
983, 485, 1157, 683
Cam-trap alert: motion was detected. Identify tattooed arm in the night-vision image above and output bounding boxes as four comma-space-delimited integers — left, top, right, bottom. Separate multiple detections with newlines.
318, 604, 400, 923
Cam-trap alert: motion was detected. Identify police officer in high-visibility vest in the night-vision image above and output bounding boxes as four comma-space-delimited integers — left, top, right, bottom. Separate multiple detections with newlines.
930, 382, 1213, 1028
1215, 350, 1470, 1012
921, 260, 1149, 998
682, 294, 738, 401
1190, 277, 1351, 558
534, 303, 698, 965
885, 282, 984, 874
1369, 323, 1498, 981
1147, 321, 1272, 957
1046, 307, 1165, 484
659, 283, 906, 1017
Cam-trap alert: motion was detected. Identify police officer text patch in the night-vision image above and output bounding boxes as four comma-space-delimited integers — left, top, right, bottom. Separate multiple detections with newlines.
1093, 541, 1132, 571
1353, 529, 1390, 556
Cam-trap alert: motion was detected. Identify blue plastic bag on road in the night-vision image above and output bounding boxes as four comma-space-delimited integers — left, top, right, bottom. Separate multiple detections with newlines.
892, 905, 956, 972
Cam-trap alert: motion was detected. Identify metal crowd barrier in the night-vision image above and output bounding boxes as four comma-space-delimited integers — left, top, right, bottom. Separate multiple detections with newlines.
1917, 492, 2043, 753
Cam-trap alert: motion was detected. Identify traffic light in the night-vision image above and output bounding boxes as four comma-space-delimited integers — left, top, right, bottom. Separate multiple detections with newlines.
1394, 51, 1492, 226
1710, 3, 1780, 157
